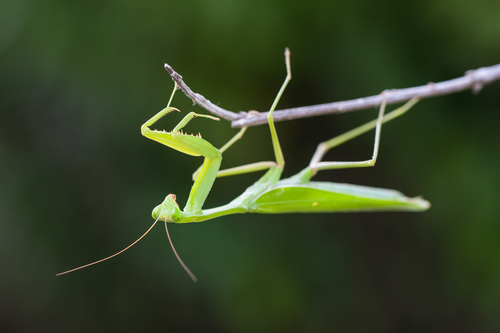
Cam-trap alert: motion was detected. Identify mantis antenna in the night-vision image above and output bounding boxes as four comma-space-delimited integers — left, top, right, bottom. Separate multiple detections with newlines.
56, 217, 197, 281
56, 218, 160, 276
164, 222, 197, 282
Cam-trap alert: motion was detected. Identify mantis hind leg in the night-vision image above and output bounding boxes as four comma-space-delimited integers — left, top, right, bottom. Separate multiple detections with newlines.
298, 97, 419, 181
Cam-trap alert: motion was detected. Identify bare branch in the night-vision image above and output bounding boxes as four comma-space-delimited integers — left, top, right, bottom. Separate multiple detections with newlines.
164, 62, 500, 128
164, 63, 240, 121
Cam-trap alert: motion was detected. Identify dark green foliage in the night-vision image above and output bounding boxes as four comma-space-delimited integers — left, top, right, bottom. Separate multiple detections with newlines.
1, 0, 500, 332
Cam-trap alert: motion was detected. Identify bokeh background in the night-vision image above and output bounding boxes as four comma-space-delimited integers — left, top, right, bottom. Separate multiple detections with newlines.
2, 1, 500, 332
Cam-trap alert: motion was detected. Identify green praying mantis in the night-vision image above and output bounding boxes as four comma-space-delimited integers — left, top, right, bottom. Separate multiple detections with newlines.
57, 49, 429, 280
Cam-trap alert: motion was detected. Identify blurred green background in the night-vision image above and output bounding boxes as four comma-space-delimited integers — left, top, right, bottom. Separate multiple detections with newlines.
1, 0, 500, 332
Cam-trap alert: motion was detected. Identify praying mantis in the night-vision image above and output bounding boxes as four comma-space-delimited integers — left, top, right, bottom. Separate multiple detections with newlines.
57, 49, 429, 280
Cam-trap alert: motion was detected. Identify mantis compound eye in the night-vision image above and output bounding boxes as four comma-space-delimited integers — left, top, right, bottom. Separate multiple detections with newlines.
151, 205, 162, 220
171, 211, 182, 223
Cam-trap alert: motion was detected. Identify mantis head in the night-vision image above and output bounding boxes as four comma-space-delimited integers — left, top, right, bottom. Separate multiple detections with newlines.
152, 194, 184, 223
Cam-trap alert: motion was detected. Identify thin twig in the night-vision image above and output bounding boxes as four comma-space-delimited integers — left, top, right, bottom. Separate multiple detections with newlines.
164, 62, 500, 128
164, 63, 240, 121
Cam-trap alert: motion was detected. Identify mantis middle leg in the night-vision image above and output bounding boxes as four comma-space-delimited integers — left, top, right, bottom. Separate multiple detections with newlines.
192, 48, 292, 181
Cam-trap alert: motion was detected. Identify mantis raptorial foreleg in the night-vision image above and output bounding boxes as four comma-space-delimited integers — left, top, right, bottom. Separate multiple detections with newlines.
141, 81, 225, 215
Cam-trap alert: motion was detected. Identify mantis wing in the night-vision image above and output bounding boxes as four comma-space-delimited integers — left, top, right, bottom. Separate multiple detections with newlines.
249, 181, 430, 213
